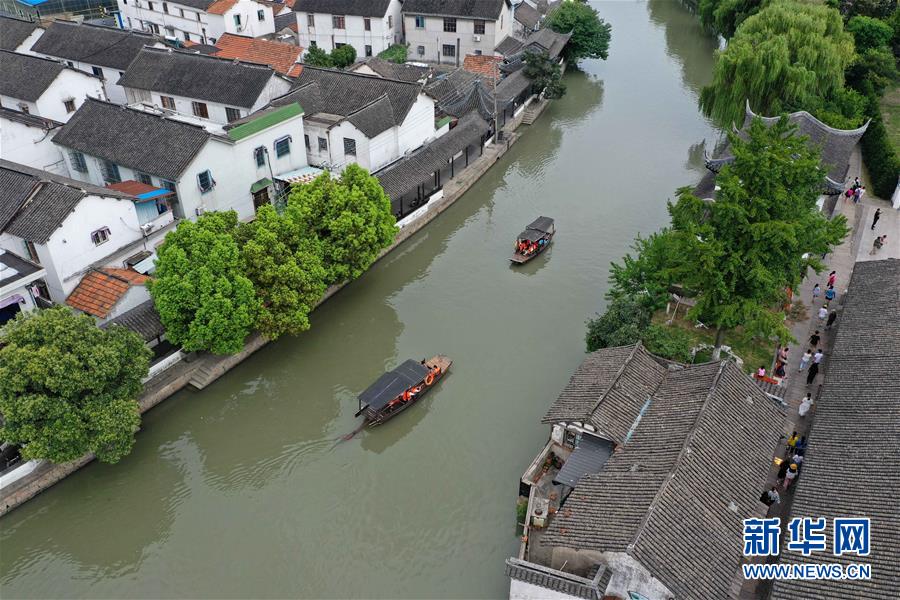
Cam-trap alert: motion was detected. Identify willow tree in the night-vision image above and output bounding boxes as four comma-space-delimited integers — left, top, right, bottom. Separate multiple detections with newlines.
699, 1, 855, 127
698, 0, 761, 38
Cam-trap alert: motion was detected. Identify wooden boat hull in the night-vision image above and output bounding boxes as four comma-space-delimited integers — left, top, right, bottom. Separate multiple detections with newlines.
510, 235, 553, 264
365, 355, 452, 426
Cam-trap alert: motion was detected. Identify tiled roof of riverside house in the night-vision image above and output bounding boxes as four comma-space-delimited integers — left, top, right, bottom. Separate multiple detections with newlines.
706, 103, 870, 194
211, 33, 303, 77
514, 1, 540, 29
0, 15, 40, 51
274, 11, 299, 31
0, 49, 89, 102
771, 259, 900, 600
100, 299, 164, 341
495, 35, 524, 56
164, 0, 217, 10
118, 47, 280, 108
66, 268, 149, 318
53, 98, 211, 181
425, 68, 497, 119
462, 54, 502, 79
542, 356, 785, 600
0, 105, 62, 130
206, 0, 238, 14
403, 0, 509, 19
271, 66, 422, 137
31, 20, 159, 70
354, 57, 430, 83
292, 0, 393, 17
0, 159, 133, 243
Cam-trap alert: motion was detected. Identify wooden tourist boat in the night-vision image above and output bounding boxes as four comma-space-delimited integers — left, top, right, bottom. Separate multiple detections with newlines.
510, 216, 555, 264
355, 355, 452, 426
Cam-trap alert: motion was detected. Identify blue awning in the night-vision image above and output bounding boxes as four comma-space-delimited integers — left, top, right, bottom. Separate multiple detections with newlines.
16, 0, 49, 6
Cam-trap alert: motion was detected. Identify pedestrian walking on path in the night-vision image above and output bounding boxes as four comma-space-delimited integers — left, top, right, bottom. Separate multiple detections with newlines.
762, 486, 781, 506
870, 235, 886, 255
806, 361, 820, 385
813, 349, 824, 364
786, 431, 799, 455
826, 310, 838, 329
809, 330, 821, 347
872, 208, 881, 230
857, 186, 866, 203
818, 305, 829, 321
812, 283, 821, 301
783, 464, 799, 490
799, 394, 813, 417
799, 350, 812, 372
825, 285, 836, 302
827, 271, 837, 287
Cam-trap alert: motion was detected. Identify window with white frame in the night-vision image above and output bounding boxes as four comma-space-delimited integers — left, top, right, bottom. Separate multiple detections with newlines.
257, 9, 264, 21
443, 18, 456, 32
275, 136, 291, 157
474, 20, 485, 34
254, 146, 266, 167
414, 15, 425, 28
225, 107, 241, 122
333, 15, 345, 29
101, 160, 120, 183
364, 17, 370, 31
69, 151, 88, 173
192, 101, 209, 118
197, 170, 215, 192
63, 99, 76, 113
443, 44, 455, 57
318, 137, 327, 152
91, 227, 111, 245
343, 137, 356, 156
307, 13, 314, 27
160, 95, 176, 110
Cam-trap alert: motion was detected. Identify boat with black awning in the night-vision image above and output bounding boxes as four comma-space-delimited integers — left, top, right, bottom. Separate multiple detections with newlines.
355, 355, 452, 426
510, 216, 555, 264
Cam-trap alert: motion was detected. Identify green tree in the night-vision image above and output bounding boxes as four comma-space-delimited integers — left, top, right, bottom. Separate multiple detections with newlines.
839, 0, 897, 20
149, 211, 260, 355
304, 46, 333, 67
331, 44, 357, 68
698, 0, 761, 38
0, 307, 150, 463
288, 164, 397, 285
522, 49, 566, 99
236, 205, 327, 340
846, 15, 894, 51
378, 44, 408, 63
664, 117, 848, 358
641, 324, 694, 363
585, 295, 650, 352
546, 0, 612, 62
607, 231, 678, 309
699, 2, 856, 128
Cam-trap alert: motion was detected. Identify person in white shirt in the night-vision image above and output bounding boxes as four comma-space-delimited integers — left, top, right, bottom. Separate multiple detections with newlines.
798, 394, 813, 417
818, 305, 829, 320
813, 350, 824, 364
798, 349, 813, 372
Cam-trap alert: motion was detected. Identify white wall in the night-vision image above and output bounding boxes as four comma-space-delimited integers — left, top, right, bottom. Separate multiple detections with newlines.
43, 51, 162, 105
398, 93, 436, 154
232, 111, 308, 181
509, 579, 581, 600
0, 117, 69, 176
403, 6, 512, 64
118, 0, 273, 42
101, 284, 151, 322
222, 0, 275, 38
296, 0, 401, 57
2, 69, 104, 123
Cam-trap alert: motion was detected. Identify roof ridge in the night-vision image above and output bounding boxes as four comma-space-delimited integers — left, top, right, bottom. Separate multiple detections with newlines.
302, 64, 422, 87
626, 360, 728, 554
82, 97, 213, 134
96, 267, 143, 285
585, 341, 643, 423
140, 45, 277, 70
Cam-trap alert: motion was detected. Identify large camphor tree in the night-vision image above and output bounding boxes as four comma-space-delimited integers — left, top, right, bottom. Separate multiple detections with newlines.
546, 0, 612, 62
0, 307, 151, 463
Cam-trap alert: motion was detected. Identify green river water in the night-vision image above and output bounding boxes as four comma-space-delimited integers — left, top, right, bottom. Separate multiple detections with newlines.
0, 2, 720, 597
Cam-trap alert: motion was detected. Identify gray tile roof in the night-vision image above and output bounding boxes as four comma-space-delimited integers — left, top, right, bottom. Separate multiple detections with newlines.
505, 558, 602, 599
274, 11, 298, 30
542, 358, 785, 600
356, 57, 430, 83
53, 98, 211, 181
100, 299, 165, 341
403, 0, 509, 19
118, 47, 278, 108
0, 15, 40, 51
165, 0, 216, 10
293, 0, 393, 17
0, 248, 43, 289
771, 259, 900, 600
525, 27, 571, 59
0, 159, 132, 243
0, 105, 62, 130
495, 35, 524, 56
706, 105, 869, 194
273, 66, 422, 137
514, 2, 540, 28
425, 68, 496, 119
31, 20, 158, 71
0, 49, 69, 102
495, 68, 531, 103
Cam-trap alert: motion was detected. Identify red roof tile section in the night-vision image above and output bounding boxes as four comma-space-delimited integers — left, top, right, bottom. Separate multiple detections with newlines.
105, 180, 159, 197
207, 0, 238, 15
463, 54, 502, 80
212, 33, 304, 77
66, 268, 149, 318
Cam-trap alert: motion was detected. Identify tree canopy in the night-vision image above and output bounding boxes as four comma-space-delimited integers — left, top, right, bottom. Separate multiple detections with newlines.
698, 0, 761, 38
149, 211, 260, 355
288, 164, 397, 285
523, 49, 566, 99
699, 1, 856, 128
304, 45, 357, 69
546, 0, 612, 62
378, 44, 408, 64
0, 307, 150, 463
236, 205, 327, 340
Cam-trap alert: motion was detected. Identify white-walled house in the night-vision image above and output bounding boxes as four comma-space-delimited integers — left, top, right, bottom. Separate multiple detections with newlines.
117, 0, 275, 45
293, 0, 401, 58
0, 160, 172, 306
270, 66, 436, 173
403, 0, 513, 65
119, 47, 292, 125
0, 249, 46, 326
30, 20, 162, 105
0, 50, 106, 122
52, 98, 309, 222
0, 107, 68, 176
0, 15, 43, 53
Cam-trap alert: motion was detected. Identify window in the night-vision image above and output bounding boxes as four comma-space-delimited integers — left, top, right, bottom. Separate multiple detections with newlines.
254, 146, 266, 167
443, 17, 456, 32
192, 101, 209, 118
252, 187, 270, 211
66, 61, 74, 67
233, 14, 241, 27
414, 15, 425, 28
101, 160, 120, 183
17, 103, 29, 114
225, 107, 241, 122
474, 49, 482, 56
69, 151, 88, 173
304, 134, 310, 150
91, 227, 111, 245
197, 170, 214, 192
343, 137, 356, 156
310, 40, 317, 48
91, 66, 104, 78
147, 1, 153, 10
417, 45, 425, 56
180, 8, 184, 17
442, 44, 455, 57
136, 172, 153, 185
474, 20, 485, 35
160, 179, 178, 209
197, 12, 201, 21
160, 95, 176, 110
335, 42, 345, 48
333, 15, 345, 29
162, 2, 167, 12
318, 137, 327, 152
388, 15, 392, 28
365, 44, 372, 57
364, 17, 370, 31
63, 99, 76, 113
307, 13, 314, 27
274, 135, 291, 157
257, 9, 264, 21
165, 26, 175, 36
184, 31, 191, 42
24, 240, 39, 262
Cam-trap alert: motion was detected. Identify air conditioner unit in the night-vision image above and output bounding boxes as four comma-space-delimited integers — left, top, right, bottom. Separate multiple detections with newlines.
195, 206, 205, 216
473, 34, 481, 42
140, 222, 155, 234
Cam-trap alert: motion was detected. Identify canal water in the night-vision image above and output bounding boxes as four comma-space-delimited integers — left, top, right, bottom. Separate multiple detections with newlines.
0, 3, 719, 598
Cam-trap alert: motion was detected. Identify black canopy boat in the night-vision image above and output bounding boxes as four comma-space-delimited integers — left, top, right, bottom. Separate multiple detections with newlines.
355, 355, 452, 426
510, 216, 555, 264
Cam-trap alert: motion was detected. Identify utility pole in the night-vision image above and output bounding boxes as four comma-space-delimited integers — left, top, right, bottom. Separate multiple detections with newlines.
493, 66, 499, 144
